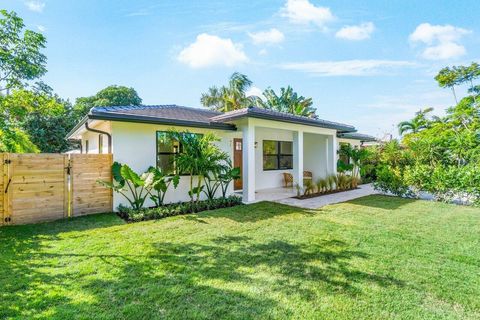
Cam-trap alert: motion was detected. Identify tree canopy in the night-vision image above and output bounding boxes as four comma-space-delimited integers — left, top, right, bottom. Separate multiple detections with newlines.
73, 85, 142, 121
0, 10, 47, 93
254, 86, 317, 118
200, 73, 255, 112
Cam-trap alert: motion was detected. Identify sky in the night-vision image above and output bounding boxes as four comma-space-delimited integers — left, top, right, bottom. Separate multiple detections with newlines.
4, 0, 480, 138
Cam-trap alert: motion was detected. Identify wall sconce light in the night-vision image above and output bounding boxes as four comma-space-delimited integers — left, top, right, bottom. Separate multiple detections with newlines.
254, 142, 258, 148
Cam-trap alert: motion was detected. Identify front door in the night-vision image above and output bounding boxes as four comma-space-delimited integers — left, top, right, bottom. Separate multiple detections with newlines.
233, 138, 243, 190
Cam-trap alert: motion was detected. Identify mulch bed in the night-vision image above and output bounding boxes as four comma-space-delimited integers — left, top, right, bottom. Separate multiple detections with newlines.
293, 187, 359, 200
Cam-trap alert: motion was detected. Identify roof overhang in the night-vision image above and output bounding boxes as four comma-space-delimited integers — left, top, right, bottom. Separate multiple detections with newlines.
211, 107, 356, 132
337, 132, 377, 142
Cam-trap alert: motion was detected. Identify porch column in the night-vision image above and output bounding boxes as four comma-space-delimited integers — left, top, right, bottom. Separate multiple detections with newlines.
242, 122, 255, 203
326, 135, 338, 175
293, 130, 304, 187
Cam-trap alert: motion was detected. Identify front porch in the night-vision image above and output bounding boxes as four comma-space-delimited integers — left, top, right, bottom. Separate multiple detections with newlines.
239, 184, 378, 209
237, 118, 339, 203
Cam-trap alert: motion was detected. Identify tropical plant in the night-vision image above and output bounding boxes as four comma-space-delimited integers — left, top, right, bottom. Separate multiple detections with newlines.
398, 107, 435, 135
218, 164, 241, 198
0, 10, 47, 93
254, 86, 317, 118
98, 162, 155, 210
200, 72, 256, 112
167, 130, 229, 203
316, 178, 328, 194
146, 166, 180, 207
326, 175, 337, 191
303, 180, 315, 196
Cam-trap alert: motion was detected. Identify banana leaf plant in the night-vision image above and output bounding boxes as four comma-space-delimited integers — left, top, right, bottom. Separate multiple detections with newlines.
98, 162, 154, 210
218, 165, 241, 198
146, 166, 180, 207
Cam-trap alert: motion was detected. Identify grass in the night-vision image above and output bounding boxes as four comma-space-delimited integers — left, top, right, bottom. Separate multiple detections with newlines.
1, 195, 479, 319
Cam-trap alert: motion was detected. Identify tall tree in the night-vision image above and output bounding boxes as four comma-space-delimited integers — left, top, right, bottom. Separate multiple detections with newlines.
457, 62, 480, 104
435, 67, 461, 104
73, 85, 142, 121
254, 86, 317, 118
200, 72, 255, 112
398, 107, 434, 135
0, 89, 67, 152
0, 10, 47, 93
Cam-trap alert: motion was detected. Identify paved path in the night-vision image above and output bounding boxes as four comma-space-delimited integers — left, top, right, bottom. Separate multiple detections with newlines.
274, 183, 379, 209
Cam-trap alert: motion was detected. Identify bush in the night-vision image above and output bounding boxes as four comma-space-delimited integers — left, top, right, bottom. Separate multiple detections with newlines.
117, 195, 243, 222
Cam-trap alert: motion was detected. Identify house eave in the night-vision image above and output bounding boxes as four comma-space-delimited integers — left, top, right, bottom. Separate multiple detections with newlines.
88, 113, 238, 131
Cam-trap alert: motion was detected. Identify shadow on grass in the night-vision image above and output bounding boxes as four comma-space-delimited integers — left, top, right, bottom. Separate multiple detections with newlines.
347, 194, 417, 210
0, 225, 404, 319
183, 201, 315, 224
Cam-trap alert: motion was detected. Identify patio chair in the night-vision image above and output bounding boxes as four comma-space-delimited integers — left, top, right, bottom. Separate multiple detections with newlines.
283, 173, 293, 188
303, 171, 313, 184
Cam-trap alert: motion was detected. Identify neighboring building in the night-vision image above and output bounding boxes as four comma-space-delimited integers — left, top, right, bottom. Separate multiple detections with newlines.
67, 105, 376, 207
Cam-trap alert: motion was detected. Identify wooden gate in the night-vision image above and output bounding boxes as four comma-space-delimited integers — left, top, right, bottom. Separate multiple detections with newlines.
71, 154, 112, 217
0, 153, 112, 226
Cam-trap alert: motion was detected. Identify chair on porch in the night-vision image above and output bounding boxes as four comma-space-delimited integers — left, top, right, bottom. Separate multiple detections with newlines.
282, 171, 313, 188
283, 173, 293, 188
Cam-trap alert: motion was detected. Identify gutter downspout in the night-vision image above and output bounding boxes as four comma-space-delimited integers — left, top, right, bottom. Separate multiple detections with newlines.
85, 122, 112, 154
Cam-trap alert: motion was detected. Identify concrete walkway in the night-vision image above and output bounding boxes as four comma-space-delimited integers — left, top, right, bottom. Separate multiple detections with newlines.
274, 183, 379, 209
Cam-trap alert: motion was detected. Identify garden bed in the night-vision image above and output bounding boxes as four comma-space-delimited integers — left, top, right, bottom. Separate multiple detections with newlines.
293, 187, 358, 200
117, 195, 243, 222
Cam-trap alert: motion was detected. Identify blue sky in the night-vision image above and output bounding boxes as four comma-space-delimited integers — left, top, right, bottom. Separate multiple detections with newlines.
5, 0, 480, 137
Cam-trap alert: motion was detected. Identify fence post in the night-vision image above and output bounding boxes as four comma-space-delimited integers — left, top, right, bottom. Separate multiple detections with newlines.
64, 154, 71, 218
2, 153, 12, 225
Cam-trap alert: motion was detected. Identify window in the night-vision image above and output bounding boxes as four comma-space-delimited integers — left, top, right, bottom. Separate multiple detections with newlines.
263, 140, 293, 170
98, 134, 104, 154
156, 131, 201, 175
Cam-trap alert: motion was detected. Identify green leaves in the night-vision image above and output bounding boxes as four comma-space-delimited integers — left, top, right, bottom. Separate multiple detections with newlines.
200, 73, 255, 112
255, 86, 317, 119
0, 10, 47, 92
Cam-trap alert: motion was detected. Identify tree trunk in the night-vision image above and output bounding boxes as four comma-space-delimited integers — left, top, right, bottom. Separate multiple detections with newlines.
451, 86, 458, 104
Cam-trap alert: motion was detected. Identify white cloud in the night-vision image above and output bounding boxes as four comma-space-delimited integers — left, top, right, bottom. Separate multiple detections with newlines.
409, 23, 471, 60
281, 59, 416, 76
248, 28, 285, 45
178, 33, 248, 68
246, 86, 263, 97
37, 25, 46, 32
280, 0, 334, 30
335, 22, 374, 41
25, 1, 45, 12
259, 49, 268, 56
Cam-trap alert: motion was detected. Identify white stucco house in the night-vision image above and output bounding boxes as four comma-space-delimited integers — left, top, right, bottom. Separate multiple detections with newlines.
67, 105, 376, 208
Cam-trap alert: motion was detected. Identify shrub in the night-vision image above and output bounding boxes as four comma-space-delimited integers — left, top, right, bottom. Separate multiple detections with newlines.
117, 195, 243, 223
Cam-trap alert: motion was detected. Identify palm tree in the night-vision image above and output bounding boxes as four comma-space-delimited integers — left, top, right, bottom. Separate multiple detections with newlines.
435, 67, 461, 104
398, 107, 434, 135
255, 86, 317, 118
200, 73, 255, 112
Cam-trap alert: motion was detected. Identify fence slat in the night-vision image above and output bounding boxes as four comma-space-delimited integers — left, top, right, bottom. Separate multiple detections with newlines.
0, 153, 112, 226
71, 154, 112, 217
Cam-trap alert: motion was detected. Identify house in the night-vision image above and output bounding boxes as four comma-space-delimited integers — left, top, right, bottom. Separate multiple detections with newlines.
67, 105, 376, 207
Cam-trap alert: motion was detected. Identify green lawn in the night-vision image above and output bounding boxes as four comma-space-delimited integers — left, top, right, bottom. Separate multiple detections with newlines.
1, 195, 479, 319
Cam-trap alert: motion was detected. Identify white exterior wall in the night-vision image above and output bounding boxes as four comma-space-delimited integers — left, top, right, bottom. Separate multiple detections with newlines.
81, 121, 111, 154
254, 127, 294, 190
303, 133, 329, 181
110, 121, 241, 209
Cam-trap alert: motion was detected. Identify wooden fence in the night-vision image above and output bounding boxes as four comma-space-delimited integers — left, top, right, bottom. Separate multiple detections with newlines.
0, 153, 112, 226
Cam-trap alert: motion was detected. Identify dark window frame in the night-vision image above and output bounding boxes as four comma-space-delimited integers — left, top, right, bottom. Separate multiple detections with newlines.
156, 131, 202, 175
263, 140, 293, 171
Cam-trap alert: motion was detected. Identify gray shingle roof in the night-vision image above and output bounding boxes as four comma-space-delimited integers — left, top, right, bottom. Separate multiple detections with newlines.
88, 105, 236, 130
210, 106, 356, 132
67, 104, 362, 138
